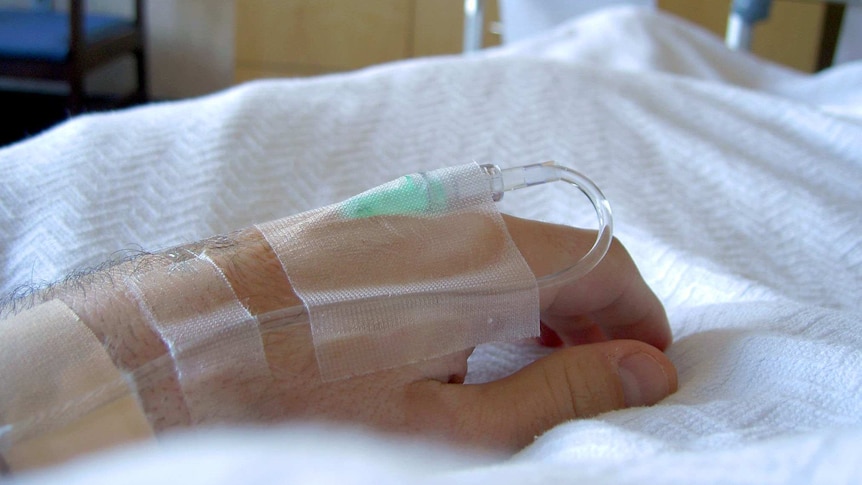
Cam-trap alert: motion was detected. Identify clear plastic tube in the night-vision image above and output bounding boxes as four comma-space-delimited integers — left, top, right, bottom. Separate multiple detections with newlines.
255, 161, 613, 329
126, 305, 306, 396
481, 161, 614, 289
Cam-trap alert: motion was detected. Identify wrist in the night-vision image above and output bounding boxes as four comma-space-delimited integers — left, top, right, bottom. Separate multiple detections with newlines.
54, 227, 299, 430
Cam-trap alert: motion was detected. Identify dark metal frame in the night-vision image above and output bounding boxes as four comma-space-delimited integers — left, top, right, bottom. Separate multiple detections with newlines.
0, 0, 148, 113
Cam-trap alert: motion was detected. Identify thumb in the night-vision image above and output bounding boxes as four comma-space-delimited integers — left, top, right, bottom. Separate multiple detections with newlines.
430, 340, 677, 450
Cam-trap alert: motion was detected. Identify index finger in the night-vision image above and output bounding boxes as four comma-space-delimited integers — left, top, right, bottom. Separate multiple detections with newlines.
503, 215, 672, 350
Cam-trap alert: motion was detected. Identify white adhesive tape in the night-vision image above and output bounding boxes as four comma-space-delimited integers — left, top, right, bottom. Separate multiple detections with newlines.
0, 300, 152, 472
127, 253, 271, 424
258, 163, 540, 381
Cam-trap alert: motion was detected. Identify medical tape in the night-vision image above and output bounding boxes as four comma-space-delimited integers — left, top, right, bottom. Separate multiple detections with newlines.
257, 163, 540, 381
0, 299, 153, 472
126, 252, 271, 424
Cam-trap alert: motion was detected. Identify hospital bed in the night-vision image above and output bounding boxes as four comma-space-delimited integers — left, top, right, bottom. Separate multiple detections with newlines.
1, 5, 861, 484
466, 0, 861, 69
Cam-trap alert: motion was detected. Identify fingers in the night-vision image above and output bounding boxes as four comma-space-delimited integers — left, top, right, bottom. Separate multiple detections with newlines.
409, 339, 677, 450
503, 215, 672, 351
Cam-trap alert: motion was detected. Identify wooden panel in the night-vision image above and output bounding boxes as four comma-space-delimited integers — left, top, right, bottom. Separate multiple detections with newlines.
236, 0, 412, 71
658, 0, 825, 72
658, 0, 730, 35
413, 0, 501, 57
234, 65, 338, 84
753, 1, 824, 72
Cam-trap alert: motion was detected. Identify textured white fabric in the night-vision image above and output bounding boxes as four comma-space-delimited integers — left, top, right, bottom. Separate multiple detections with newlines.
2, 6, 862, 484
258, 163, 539, 381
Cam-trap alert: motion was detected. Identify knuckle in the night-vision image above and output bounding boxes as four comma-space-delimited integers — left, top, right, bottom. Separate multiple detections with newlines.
556, 346, 626, 418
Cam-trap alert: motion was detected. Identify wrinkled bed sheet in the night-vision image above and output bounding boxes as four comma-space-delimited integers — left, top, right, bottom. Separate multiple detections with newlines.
2, 7, 861, 485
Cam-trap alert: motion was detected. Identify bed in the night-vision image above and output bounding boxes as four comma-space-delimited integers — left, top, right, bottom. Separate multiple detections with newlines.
2, 6, 861, 484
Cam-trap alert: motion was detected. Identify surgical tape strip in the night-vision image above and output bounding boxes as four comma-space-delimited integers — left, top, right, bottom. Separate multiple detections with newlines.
127, 253, 270, 424
258, 163, 540, 381
0, 300, 153, 472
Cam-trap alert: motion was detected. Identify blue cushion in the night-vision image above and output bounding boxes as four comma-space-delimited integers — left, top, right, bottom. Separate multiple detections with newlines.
0, 10, 134, 61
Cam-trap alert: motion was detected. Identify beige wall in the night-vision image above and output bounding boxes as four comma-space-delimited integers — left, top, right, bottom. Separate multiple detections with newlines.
144, 0, 234, 99
234, 0, 501, 82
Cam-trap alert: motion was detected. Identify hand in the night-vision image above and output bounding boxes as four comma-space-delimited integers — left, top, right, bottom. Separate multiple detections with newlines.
202, 214, 676, 450
65, 214, 675, 450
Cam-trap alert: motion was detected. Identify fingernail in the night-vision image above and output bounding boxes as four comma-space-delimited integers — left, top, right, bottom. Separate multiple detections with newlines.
618, 352, 670, 407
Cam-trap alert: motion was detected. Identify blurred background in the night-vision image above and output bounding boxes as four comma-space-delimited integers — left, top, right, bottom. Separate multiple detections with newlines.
1, 0, 859, 146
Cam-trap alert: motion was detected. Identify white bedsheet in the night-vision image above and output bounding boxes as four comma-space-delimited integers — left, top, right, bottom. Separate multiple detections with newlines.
2, 7, 861, 484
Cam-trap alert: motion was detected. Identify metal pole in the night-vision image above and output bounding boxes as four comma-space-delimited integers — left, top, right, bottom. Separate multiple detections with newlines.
726, 0, 772, 51
463, 0, 486, 53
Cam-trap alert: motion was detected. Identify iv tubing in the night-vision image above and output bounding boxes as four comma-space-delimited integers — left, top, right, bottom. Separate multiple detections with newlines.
482, 161, 614, 289
255, 161, 613, 330
114, 161, 611, 408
